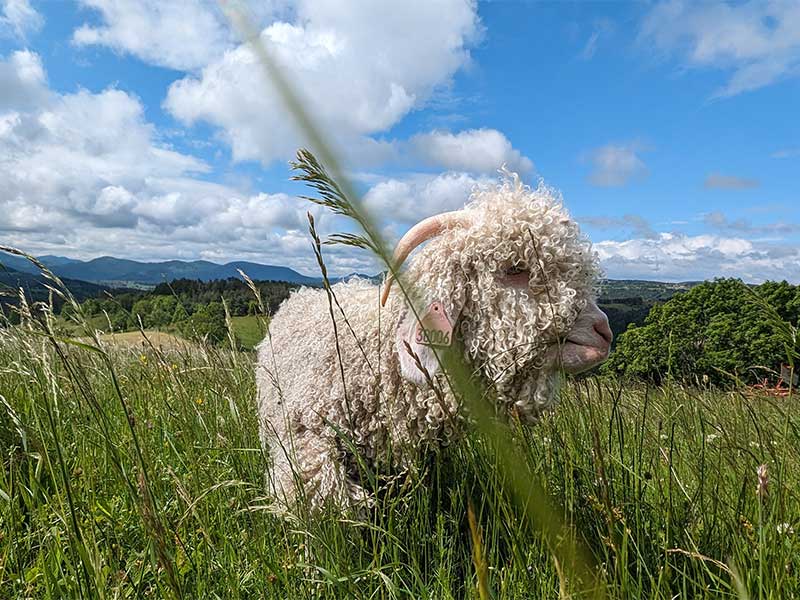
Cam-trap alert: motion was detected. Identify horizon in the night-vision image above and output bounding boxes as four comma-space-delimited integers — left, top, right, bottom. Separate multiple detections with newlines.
1, 1, 798, 283
1, 250, 743, 286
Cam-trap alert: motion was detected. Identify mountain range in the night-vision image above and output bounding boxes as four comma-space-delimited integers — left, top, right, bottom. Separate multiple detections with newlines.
1, 252, 701, 338
0, 253, 323, 287
0, 264, 110, 307
1, 252, 699, 296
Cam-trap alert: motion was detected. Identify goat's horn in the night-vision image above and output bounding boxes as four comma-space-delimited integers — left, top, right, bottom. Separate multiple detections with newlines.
380, 211, 470, 306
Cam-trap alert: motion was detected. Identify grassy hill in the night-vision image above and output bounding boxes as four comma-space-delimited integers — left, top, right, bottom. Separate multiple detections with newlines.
230, 315, 268, 349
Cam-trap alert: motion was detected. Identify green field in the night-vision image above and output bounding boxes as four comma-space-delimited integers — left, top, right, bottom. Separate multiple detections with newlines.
1, 318, 798, 599
230, 315, 268, 350
50, 314, 265, 353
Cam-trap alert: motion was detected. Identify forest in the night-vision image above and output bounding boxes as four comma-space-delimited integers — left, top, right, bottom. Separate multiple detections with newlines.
54, 278, 299, 345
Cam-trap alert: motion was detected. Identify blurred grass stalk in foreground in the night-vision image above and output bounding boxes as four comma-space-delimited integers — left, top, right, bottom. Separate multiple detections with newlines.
220, 1, 610, 596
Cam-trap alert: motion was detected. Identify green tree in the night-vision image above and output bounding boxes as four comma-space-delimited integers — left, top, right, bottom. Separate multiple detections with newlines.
605, 278, 798, 384
180, 302, 227, 344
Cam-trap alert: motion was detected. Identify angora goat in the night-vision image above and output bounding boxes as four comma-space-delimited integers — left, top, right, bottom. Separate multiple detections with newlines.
256, 175, 612, 512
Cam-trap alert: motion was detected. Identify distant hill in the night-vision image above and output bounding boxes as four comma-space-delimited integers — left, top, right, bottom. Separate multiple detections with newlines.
0, 266, 110, 311
0, 250, 701, 338
1, 252, 702, 297
37, 255, 83, 268
0, 253, 83, 276
597, 279, 701, 343
0, 253, 320, 287
598, 279, 699, 302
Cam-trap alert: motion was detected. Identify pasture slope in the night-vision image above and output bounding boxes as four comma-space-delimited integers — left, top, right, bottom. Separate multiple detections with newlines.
1, 317, 798, 598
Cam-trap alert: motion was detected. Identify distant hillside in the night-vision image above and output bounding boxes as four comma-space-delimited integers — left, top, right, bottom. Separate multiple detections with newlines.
0, 266, 109, 313
54, 257, 323, 287
1, 253, 702, 297
0, 253, 82, 276
1, 251, 702, 339
597, 279, 701, 342
598, 279, 699, 301
0, 253, 320, 287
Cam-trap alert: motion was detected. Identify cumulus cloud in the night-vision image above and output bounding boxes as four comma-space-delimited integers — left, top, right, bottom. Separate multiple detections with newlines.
596, 232, 800, 282
588, 209, 800, 281
585, 142, 649, 187
409, 129, 533, 174
1, 0, 43, 39
0, 50, 371, 274
704, 173, 760, 190
640, 0, 800, 97
363, 171, 494, 230
0, 49, 47, 109
72, 0, 236, 71
164, 0, 481, 165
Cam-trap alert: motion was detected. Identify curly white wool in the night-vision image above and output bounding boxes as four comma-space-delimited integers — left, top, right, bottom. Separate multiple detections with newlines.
256, 174, 600, 512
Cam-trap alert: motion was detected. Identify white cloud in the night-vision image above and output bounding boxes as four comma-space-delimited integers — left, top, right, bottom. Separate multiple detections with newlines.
164, 0, 481, 165
585, 142, 649, 187
409, 129, 533, 175
363, 172, 494, 230
0, 44, 517, 279
596, 232, 800, 282
0, 49, 47, 109
1, 0, 43, 39
640, 0, 800, 97
704, 173, 759, 190
72, 0, 235, 71
0, 50, 369, 274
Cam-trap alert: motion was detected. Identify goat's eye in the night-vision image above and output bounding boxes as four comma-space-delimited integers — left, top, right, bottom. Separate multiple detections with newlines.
499, 265, 530, 287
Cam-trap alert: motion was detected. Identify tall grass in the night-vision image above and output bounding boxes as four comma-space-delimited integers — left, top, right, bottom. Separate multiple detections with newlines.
1, 288, 798, 597
2, 5, 799, 598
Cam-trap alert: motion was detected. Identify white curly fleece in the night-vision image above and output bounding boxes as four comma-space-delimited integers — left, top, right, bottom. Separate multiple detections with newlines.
256, 174, 600, 512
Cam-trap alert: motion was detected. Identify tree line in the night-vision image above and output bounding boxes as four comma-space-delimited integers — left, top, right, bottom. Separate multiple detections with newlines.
62, 278, 299, 344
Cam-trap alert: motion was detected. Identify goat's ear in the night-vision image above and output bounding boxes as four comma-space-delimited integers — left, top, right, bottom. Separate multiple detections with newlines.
396, 299, 462, 386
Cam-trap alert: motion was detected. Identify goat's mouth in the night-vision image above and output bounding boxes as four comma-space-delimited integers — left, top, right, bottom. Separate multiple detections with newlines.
556, 339, 610, 374
544, 301, 614, 375
548, 330, 611, 375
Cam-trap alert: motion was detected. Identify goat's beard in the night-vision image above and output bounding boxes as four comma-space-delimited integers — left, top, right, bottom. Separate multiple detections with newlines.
459, 306, 565, 423
481, 347, 559, 423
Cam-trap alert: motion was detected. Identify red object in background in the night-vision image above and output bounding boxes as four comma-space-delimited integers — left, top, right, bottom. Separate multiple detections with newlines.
747, 365, 796, 398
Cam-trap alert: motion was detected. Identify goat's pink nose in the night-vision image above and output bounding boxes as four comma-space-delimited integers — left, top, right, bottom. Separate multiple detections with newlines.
594, 315, 613, 346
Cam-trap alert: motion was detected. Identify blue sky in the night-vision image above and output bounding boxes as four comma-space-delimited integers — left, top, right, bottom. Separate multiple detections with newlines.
1, 0, 798, 282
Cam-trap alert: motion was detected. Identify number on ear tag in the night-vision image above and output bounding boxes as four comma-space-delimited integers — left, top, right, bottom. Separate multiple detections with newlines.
414, 301, 453, 347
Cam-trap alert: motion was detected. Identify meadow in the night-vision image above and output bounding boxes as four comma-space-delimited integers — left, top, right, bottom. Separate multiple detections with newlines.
1, 306, 798, 599
1, 24, 798, 595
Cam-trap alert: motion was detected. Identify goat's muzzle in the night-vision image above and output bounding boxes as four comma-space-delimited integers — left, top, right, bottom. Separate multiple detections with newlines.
549, 302, 612, 374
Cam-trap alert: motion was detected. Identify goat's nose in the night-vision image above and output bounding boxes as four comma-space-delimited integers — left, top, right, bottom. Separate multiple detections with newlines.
594, 315, 613, 346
